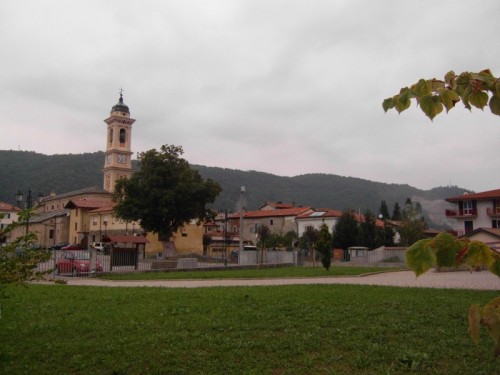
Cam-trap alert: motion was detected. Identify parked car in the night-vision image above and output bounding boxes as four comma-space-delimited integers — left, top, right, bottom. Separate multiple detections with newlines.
55, 250, 103, 275
91, 242, 110, 254
50, 242, 69, 250
61, 244, 84, 250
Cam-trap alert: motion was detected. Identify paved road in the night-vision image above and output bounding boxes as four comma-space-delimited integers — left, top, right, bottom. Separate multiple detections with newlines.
61, 269, 500, 290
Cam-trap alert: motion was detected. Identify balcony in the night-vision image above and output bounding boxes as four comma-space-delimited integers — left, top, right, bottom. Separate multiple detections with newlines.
445, 208, 477, 218
486, 207, 500, 217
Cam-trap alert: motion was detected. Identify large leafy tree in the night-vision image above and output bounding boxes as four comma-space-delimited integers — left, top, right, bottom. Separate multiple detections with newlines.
358, 209, 378, 249
383, 69, 500, 120
113, 145, 222, 240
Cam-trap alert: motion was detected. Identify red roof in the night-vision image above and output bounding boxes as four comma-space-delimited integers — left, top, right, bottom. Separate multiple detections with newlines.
65, 199, 112, 209
229, 207, 312, 219
446, 189, 500, 202
0, 202, 21, 211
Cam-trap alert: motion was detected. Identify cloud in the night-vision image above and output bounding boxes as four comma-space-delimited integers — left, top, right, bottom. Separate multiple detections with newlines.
1, 0, 500, 193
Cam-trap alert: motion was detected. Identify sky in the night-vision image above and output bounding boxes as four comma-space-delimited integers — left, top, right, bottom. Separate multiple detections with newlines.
1, 0, 499, 193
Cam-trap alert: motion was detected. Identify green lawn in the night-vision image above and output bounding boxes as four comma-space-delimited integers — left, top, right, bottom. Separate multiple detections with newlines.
1, 284, 498, 374
100, 266, 400, 280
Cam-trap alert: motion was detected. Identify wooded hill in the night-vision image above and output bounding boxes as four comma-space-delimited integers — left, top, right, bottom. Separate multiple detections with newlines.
1, 150, 466, 228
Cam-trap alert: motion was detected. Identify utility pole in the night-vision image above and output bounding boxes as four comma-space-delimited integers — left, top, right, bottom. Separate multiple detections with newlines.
239, 186, 245, 252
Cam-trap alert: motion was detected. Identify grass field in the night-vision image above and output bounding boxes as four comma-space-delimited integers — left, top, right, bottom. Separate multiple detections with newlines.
1, 283, 498, 374
100, 266, 399, 280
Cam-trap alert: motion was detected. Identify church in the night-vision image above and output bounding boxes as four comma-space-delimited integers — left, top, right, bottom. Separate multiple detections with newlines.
11, 94, 203, 255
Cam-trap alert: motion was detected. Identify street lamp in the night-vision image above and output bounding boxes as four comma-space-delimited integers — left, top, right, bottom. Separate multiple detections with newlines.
239, 186, 245, 252
15, 190, 33, 234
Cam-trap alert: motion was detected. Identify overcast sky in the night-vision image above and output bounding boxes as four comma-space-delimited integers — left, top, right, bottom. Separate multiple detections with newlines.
1, 0, 499, 193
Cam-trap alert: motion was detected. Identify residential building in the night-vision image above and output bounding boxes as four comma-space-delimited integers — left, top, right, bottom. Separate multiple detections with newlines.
226, 206, 313, 244
0, 202, 21, 244
445, 189, 500, 236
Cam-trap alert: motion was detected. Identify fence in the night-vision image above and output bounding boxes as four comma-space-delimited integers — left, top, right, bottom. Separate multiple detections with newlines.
35, 246, 406, 278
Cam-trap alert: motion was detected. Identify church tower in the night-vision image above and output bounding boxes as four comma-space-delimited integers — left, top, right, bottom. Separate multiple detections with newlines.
103, 92, 135, 193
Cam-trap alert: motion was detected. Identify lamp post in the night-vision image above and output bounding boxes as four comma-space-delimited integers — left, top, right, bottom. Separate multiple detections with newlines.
239, 186, 245, 252
15, 190, 33, 234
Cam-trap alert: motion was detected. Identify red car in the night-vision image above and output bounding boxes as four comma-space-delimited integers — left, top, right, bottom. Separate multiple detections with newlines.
56, 250, 103, 275
61, 244, 85, 250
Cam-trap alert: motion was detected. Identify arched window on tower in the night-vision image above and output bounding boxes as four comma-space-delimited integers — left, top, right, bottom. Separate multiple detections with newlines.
109, 128, 113, 143
119, 129, 126, 144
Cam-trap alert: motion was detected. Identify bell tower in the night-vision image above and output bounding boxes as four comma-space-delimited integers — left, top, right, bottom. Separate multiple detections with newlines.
103, 91, 135, 193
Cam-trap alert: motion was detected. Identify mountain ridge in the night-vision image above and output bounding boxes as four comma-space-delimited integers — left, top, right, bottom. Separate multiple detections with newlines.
0, 150, 466, 228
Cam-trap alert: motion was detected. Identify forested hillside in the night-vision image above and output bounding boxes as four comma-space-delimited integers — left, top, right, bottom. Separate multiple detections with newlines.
0, 150, 467, 228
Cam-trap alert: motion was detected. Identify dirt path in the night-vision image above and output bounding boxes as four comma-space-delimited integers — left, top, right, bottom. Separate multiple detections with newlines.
58, 270, 500, 290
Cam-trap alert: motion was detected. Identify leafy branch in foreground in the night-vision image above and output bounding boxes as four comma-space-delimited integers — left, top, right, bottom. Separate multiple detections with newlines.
383, 69, 500, 120
0, 213, 51, 295
406, 232, 500, 356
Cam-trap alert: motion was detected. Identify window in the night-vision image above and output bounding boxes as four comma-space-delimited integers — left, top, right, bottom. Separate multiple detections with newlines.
75, 223, 78, 231
181, 233, 188, 237
270, 219, 274, 226
463, 201, 475, 215
493, 220, 500, 229
49, 229, 54, 239
119, 128, 126, 143
109, 128, 113, 143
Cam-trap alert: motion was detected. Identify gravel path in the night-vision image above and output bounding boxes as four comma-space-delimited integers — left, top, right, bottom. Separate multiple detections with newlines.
60, 269, 500, 290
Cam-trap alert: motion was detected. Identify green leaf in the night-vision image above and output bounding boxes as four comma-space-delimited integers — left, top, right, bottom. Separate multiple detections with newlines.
414, 79, 432, 98
468, 90, 489, 110
468, 304, 481, 344
455, 74, 470, 97
488, 254, 500, 277
465, 241, 495, 269
433, 232, 462, 267
406, 239, 435, 276
395, 88, 411, 113
438, 88, 461, 113
444, 71, 456, 90
420, 95, 443, 120
489, 94, 500, 116
382, 97, 395, 112
481, 297, 500, 357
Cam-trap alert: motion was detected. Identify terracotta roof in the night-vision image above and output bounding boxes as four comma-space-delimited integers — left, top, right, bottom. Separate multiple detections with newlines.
64, 199, 112, 209
446, 189, 500, 202
42, 186, 111, 202
229, 207, 312, 219
0, 202, 21, 212
89, 204, 116, 213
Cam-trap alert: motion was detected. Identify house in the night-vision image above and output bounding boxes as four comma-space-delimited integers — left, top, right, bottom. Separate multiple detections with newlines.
445, 189, 500, 236
226, 206, 313, 244
0, 202, 21, 244
459, 227, 500, 252
295, 208, 343, 237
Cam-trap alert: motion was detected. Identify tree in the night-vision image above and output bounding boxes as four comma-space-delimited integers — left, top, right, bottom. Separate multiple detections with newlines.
383, 69, 500, 120
0, 211, 51, 295
378, 200, 390, 220
385, 70, 500, 356
113, 145, 222, 240
316, 224, 333, 270
358, 209, 378, 249
333, 210, 358, 250
391, 202, 402, 221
